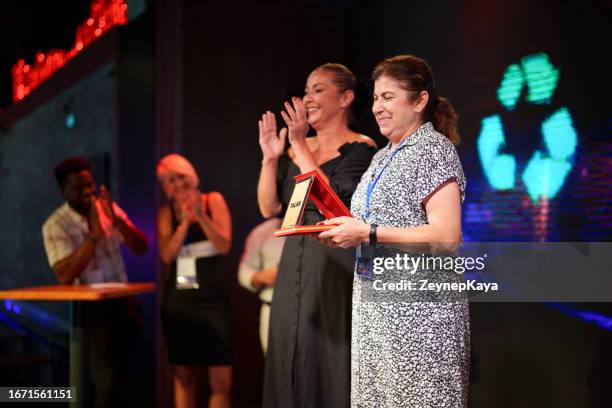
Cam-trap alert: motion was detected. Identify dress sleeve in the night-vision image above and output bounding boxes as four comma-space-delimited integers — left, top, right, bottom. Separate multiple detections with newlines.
415, 137, 466, 207
328, 142, 376, 207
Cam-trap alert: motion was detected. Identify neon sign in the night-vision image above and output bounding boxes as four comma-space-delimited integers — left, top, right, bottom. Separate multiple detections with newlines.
477, 53, 578, 202
11, 0, 128, 103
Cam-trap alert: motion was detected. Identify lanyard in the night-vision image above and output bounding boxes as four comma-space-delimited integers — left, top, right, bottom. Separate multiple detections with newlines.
363, 139, 408, 220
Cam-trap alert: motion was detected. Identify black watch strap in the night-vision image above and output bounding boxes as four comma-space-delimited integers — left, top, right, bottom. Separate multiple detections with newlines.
369, 224, 378, 245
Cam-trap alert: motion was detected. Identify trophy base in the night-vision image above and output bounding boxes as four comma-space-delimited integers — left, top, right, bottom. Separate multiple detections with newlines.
274, 224, 337, 237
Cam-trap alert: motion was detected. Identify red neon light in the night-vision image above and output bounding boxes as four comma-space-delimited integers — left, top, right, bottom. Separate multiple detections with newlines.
11, 0, 128, 103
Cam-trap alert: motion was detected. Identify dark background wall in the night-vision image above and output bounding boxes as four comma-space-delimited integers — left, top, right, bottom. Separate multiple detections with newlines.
116, 11, 156, 406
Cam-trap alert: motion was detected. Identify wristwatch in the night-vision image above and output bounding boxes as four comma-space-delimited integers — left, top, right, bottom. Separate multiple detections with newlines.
369, 224, 378, 245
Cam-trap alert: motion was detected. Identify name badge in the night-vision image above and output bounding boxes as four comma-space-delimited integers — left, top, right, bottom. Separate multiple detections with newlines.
176, 240, 219, 290
176, 257, 198, 289
355, 243, 375, 279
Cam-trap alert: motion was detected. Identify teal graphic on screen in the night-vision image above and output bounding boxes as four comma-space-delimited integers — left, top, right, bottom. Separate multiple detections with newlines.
477, 53, 578, 202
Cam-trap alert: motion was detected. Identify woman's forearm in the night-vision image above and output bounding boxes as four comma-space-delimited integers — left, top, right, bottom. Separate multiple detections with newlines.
291, 142, 329, 184
196, 216, 231, 255
257, 159, 282, 218
376, 223, 461, 245
159, 221, 190, 264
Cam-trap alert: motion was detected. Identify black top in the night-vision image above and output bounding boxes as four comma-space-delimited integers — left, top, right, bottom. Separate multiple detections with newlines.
162, 202, 227, 304
276, 142, 378, 212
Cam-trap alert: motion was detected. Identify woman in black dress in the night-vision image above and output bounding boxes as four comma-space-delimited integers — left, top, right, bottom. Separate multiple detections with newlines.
257, 63, 376, 407
156, 154, 232, 408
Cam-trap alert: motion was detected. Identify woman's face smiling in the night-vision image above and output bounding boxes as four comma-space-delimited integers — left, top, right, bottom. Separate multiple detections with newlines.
303, 70, 350, 129
161, 171, 194, 202
372, 75, 428, 144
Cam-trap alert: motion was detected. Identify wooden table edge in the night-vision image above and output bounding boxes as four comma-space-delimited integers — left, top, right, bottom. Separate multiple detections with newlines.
0, 283, 156, 301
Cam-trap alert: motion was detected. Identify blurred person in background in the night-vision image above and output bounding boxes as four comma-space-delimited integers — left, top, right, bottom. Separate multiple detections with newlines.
156, 154, 232, 408
237, 217, 285, 354
42, 157, 148, 408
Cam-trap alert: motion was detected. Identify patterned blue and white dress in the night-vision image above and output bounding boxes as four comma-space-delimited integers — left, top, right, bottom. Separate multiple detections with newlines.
350, 122, 470, 407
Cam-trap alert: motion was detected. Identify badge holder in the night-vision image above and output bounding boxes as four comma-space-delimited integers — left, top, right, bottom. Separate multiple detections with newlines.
175, 241, 219, 289
176, 257, 199, 289
355, 243, 375, 279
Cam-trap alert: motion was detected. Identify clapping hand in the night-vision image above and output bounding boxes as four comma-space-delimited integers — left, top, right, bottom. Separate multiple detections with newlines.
99, 187, 148, 255
179, 194, 198, 225
99, 185, 118, 225
280, 97, 309, 147
88, 197, 103, 242
180, 190, 207, 225
259, 111, 287, 161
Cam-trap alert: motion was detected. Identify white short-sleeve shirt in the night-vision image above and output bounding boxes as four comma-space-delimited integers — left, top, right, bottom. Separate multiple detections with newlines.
42, 201, 130, 284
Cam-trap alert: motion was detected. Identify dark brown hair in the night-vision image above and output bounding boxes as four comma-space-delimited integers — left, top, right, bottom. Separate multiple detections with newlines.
372, 55, 460, 145
54, 157, 92, 188
313, 63, 357, 125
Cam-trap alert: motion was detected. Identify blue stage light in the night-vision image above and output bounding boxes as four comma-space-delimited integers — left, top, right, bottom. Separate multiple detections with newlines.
65, 112, 76, 128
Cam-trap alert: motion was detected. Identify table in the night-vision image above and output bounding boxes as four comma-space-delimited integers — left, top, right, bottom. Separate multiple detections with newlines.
0, 283, 155, 407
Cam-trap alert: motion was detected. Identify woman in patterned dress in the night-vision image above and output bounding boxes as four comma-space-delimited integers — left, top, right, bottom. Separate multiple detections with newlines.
320, 55, 470, 407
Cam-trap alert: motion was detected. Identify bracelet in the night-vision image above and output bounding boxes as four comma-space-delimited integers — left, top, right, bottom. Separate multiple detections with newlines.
369, 224, 378, 245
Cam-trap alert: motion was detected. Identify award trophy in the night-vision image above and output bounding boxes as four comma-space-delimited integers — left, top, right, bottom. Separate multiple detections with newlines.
274, 170, 352, 237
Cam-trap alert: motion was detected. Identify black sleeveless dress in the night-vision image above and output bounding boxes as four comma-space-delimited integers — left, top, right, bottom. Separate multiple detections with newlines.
263, 142, 376, 408
160, 204, 232, 365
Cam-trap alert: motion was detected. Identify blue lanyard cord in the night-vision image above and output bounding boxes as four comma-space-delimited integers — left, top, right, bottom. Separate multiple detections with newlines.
363, 139, 407, 220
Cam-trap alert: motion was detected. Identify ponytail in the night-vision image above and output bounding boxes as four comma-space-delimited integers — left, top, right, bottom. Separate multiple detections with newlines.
426, 96, 460, 146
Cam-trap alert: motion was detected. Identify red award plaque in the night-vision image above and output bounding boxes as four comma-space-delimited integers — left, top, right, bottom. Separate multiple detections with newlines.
274, 170, 353, 237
